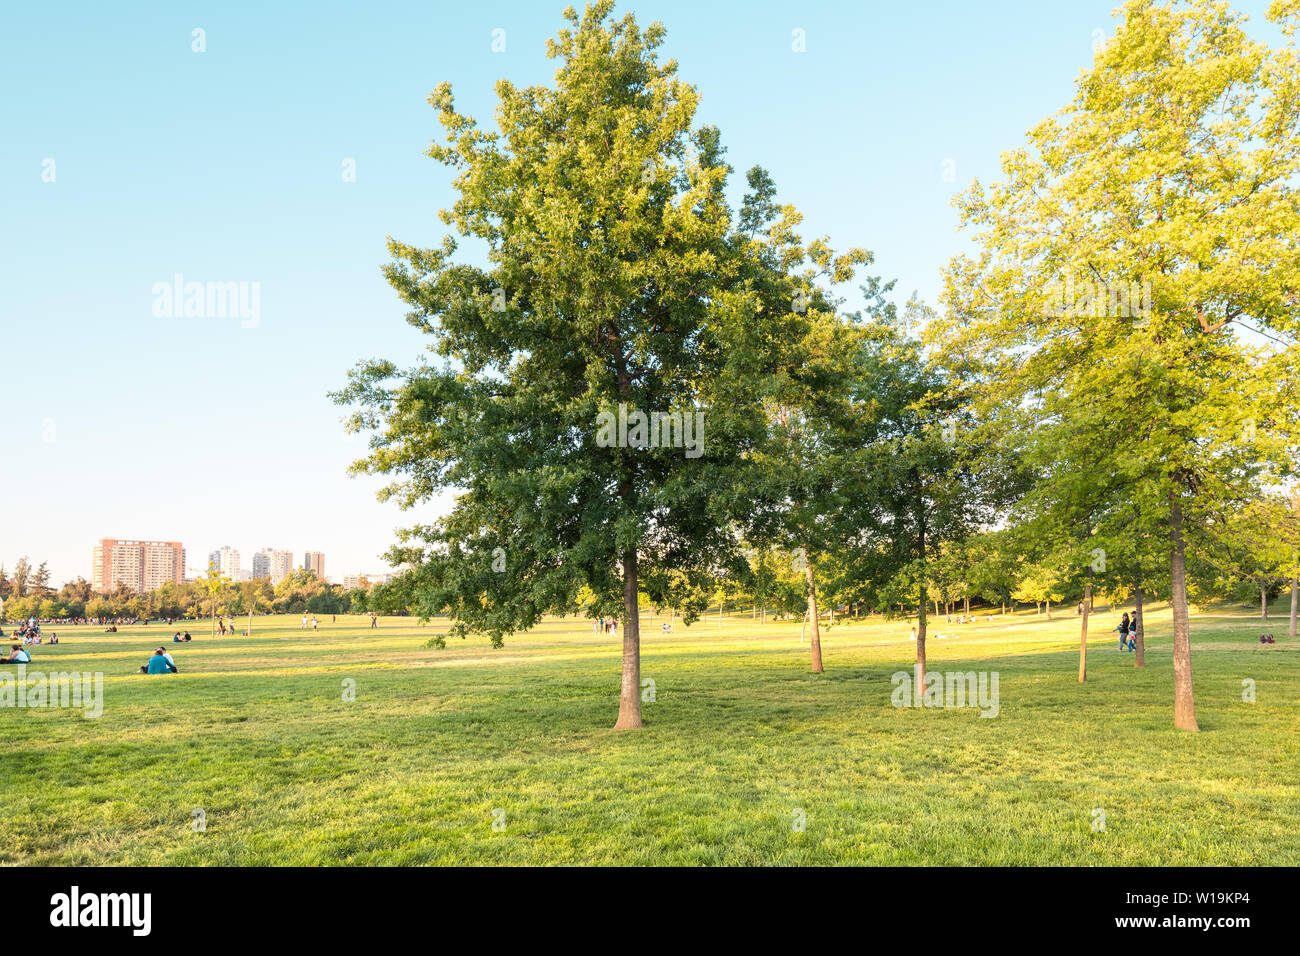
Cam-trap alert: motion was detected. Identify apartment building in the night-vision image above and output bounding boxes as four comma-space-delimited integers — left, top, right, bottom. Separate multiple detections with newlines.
92, 538, 185, 594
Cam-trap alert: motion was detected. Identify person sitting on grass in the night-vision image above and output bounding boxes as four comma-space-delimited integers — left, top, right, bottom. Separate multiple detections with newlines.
143, 647, 177, 674
182, 631, 192, 641
5, 644, 32, 664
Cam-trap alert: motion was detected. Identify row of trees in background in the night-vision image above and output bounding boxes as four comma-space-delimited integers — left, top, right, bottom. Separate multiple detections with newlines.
335, 0, 1300, 731
673, 510, 1300, 629
0, 565, 410, 624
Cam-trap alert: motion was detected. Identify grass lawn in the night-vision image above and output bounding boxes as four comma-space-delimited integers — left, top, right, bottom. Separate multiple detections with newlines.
2, 603, 1297, 865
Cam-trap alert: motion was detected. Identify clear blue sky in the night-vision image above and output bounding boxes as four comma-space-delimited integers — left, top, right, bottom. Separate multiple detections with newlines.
1, 0, 1281, 585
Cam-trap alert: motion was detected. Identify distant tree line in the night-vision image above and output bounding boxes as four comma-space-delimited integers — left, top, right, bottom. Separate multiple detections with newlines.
0, 562, 411, 623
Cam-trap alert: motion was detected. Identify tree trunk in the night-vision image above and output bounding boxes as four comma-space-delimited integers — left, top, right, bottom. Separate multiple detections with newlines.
1079, 575, 1090, 683
1047, 598, 1052, 621
964, 595, 969, 618
1260, 585, 1268, 620
1290, 574, 1297, 638
917, 521, 928, 691
917, 590, 928, 694
613, 548, 643, 730
805, 556, 824, 673
1134, 584, 1145, 668
1168, 489, 1199, 731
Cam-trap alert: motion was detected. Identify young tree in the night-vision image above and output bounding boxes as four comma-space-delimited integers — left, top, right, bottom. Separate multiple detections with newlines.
334, 2, 868, 728
940, 0, 1300, 729
195, 564, 232, 641
745, 311, 878, 673
863, 299, 1005, 690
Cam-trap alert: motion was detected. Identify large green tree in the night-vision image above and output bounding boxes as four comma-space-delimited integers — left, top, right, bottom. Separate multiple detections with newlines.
939, 0, 1300, 729
335, 2, 868, 728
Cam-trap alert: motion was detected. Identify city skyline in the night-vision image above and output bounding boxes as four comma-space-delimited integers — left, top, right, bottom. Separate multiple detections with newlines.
1, 538, 403, 592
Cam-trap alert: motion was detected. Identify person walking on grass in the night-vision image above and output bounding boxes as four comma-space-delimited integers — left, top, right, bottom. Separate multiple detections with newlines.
1118, 612, 1130, 651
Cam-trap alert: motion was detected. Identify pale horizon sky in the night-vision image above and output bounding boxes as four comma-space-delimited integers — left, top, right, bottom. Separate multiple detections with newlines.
2, 0, 1284, 586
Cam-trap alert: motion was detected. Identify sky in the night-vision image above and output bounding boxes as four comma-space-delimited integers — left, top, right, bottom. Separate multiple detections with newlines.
1, 0, 1284, 585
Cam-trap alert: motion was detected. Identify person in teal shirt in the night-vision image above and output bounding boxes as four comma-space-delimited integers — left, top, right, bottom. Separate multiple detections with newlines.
145, 649, 177, 674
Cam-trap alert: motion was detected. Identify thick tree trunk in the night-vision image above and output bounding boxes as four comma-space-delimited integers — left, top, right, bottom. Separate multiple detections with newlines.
1134, 584, 1145, 668
1168, 489, 1199, 731
805, 557, 824, 673
1079, 576, 1090, 683
917, 589, 928, 693
613, 548, 643, 730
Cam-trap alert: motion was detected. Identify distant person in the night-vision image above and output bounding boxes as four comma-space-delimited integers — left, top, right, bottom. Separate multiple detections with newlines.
369, 613, 378, 630
183, 631, 192, 642
6, 645, 32, 664
311, 617, 319, 631
1118, 612, 1131, 651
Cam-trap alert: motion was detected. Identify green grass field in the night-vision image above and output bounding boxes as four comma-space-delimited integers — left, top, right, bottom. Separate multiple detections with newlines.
2, 603, 1297, 865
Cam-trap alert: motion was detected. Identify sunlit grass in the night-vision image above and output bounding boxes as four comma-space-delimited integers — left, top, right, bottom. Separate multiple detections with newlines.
2, 603, 1296, 865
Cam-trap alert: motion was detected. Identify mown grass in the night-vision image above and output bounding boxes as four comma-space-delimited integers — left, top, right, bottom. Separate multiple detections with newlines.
2, 602, 1296, 865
